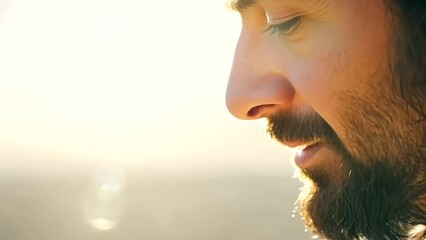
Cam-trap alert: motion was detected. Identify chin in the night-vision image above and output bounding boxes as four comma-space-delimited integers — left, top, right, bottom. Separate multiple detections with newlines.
297, 154, 426, 240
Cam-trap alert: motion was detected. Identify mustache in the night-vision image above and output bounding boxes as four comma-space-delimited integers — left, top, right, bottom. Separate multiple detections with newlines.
266, 109, 341, 147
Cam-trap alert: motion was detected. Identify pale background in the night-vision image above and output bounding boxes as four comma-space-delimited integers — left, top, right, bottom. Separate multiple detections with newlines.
0, 0, 312, 239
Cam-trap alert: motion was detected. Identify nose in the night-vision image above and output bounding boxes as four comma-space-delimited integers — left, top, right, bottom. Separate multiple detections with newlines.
226, 31, 295, 120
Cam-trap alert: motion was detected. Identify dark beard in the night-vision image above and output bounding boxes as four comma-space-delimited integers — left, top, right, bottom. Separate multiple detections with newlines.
267, 106, 426, 239
300, 152, 426, 240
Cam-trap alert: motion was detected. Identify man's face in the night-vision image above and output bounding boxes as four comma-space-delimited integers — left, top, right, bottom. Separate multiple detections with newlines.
226, 0, 426, 239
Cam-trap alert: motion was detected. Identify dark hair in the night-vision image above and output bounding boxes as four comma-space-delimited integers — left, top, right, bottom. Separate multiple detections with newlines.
387, 2, 426, 238
386, 0, 426, 122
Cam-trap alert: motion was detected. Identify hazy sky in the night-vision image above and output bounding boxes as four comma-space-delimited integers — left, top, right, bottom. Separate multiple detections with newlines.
0, 0, 295, 175
0, 2, 310, 237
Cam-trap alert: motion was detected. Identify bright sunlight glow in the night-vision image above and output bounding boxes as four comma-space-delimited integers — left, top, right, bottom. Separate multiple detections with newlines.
0, 0, 293, 173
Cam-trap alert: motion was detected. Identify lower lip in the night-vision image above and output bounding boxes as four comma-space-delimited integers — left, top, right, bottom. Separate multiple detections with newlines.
294, 142, 324, 168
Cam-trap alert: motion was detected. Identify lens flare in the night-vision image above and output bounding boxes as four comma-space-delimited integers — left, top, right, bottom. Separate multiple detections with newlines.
82, 164, 127, 231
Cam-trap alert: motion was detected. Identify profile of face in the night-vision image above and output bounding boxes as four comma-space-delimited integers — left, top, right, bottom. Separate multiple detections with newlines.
225, 0, 426, 239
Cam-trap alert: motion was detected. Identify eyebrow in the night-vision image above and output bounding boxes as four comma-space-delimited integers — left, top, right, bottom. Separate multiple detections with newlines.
228, 0, 256, 12
228, 0, 326, 12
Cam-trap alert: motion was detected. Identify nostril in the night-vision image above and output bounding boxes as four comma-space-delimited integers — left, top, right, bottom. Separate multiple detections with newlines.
247, 104, 275, 118
247, 106, 259, 118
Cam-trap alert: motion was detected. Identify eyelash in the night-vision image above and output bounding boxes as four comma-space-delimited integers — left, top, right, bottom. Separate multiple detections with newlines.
263, 16, 302, 36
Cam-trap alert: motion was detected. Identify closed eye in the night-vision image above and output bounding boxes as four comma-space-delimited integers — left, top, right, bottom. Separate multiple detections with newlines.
263, 16, 301, 36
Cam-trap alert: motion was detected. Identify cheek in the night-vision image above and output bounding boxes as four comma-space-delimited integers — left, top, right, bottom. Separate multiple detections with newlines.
288, 44, 353, 126
292, 65, 346, 143
285, 4, 389, 136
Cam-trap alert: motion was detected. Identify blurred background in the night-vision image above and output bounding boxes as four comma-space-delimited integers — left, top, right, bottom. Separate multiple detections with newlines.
0, 0, 312, 239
